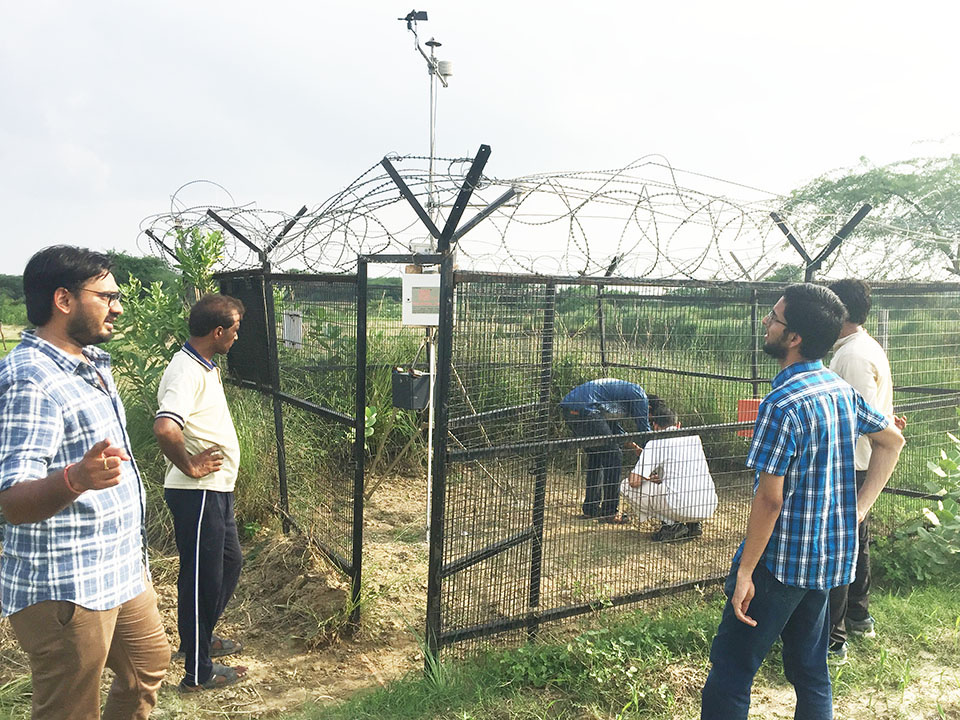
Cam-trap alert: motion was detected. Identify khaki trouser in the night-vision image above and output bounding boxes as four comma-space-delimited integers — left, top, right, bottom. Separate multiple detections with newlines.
9, 584, 170, 720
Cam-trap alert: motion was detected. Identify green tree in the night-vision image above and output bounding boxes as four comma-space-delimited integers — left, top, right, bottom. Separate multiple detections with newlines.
0, 274, 24, 302
107, 251, 179, 289
765, 264, 803, 283
785, 154, 960, 275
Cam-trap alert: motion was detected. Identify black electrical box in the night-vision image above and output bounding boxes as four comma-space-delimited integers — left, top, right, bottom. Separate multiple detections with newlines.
392, 368, 430, 410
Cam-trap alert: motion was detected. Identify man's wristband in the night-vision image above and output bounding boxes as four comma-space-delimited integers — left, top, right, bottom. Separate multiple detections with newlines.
63, 463, 84, 495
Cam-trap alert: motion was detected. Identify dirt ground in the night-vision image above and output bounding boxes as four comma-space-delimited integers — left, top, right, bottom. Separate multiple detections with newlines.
0, 476, 431, 719
749, 660, 960, 720
1, 472, 958, 719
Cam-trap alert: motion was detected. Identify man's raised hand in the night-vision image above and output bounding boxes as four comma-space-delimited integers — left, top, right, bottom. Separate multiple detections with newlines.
71, 439, 130, 491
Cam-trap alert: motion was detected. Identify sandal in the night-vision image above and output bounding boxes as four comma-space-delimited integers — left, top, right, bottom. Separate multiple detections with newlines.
179, 662, 248, 692
598, 514, 632, 525
210, 635, 243, 658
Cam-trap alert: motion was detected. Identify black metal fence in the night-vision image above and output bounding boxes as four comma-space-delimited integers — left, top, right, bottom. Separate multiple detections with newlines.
428, 271, 960, 655
216, 264, 960, 659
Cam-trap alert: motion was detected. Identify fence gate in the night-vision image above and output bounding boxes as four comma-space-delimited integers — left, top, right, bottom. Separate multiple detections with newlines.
218, 269, 366, 617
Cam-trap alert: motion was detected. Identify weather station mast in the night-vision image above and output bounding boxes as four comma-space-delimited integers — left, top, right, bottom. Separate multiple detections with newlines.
397, 9, 454, 536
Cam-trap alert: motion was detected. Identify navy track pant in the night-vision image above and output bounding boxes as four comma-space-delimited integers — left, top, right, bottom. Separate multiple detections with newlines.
165, 488, 243, 686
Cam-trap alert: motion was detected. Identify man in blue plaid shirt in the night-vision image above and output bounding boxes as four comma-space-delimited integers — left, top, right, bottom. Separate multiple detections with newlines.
0, 247, 170, 720
700, 284, 904, 720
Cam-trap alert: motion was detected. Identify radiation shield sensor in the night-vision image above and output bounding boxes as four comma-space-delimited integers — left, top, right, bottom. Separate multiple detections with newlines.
402, 273, 441, 326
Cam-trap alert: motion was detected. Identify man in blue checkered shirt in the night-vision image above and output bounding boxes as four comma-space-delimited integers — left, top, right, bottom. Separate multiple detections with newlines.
700, 284, 904, 720
0, 246, 170, 720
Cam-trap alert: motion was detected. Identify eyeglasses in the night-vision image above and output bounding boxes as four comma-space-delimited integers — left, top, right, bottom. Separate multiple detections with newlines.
80, 289, 123, 307
764, 309, 787, 327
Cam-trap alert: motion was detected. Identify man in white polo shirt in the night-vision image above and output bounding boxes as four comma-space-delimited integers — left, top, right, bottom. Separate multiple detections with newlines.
826, 278, 906, 660
154, 293, 246, 691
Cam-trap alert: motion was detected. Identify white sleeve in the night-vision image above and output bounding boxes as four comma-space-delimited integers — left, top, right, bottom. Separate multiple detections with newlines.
155, 360, 201, 429
635, 440, 661, 477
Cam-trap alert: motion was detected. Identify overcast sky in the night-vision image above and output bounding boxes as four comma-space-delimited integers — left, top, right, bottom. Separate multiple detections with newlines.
2, 0, 957, 274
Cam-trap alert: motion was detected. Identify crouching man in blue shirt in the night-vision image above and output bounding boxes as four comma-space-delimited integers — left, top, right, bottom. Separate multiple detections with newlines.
700, 284, 904, 720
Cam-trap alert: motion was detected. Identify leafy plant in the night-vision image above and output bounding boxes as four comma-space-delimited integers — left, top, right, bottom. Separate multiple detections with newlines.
875, 413, 960, 585
174, 227, 224, 299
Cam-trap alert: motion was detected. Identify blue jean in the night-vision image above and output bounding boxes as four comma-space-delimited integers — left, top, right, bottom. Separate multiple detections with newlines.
562, 409, 623, 517
701, 562, 833, 720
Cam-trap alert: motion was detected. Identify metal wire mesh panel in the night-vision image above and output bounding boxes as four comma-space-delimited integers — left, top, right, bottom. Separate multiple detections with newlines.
281, 404, 356, 563
269, 275, 359, 568
870, 287, 960, 529
439, 278, 551, 645
273, 276, 359, 418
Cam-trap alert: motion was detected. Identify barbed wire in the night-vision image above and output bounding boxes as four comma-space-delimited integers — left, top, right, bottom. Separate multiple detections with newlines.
138, 155, 956, 282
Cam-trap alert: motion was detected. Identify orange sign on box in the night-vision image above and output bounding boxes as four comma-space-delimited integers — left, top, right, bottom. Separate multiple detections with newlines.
737, 398, 762, 438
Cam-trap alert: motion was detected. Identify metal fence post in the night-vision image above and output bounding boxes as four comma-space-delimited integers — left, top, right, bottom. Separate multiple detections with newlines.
351, 258, 368, 622
425, 253, 455, 667
750, 289, 761, 398
527, 282, 556, 640
596, 285, 607, 369
261, 264, 291, 533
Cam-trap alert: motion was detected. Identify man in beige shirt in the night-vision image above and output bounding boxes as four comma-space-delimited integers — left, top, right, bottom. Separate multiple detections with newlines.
154, 293, 247, 690
827, 279, 906, 660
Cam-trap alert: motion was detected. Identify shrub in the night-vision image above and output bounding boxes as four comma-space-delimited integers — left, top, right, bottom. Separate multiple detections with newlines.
875, 412, 960, 586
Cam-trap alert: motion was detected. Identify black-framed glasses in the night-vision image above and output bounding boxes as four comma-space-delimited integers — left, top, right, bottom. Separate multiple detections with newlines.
764, 309, 787, 327
80, 289, 123, 307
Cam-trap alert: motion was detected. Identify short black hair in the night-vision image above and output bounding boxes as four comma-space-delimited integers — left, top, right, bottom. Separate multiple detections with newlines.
781, 283, 846, 360
24, 246, 112, 326
189, 294, 245, 337
649, 401, 677, 428
827, 278, 871, 325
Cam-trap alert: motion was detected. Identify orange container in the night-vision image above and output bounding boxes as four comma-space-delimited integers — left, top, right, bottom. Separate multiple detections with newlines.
737, 398, 763, 438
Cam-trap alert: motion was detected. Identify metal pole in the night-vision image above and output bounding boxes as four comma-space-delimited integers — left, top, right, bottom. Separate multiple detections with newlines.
428, 43, 437, 225
597, 284, 607, 369
750, 289, 760, 398
351, 258, 368, 622
262, 264, 291, 532
426, 326, 436, 538
527, 282, 556, 640
425, 252, 455, 668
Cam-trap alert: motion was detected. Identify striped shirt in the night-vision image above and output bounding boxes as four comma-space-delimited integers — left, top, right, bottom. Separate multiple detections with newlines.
735, 360, 887, 590
0, 332, 147, 616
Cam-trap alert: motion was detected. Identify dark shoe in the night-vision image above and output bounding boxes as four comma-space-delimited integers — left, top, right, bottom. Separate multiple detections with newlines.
179, 662, 248, 692
598, 514, 632, 525
652, 522, 691, 542
685, 522, 703, 538
210, 635, 243, 658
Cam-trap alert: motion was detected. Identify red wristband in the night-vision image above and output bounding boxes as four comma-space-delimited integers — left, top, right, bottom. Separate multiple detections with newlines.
63, 463, 84, 495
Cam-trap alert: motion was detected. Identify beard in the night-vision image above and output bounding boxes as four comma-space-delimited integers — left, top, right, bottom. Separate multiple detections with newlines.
67, 309, 117, 346
762, 338, 788, 360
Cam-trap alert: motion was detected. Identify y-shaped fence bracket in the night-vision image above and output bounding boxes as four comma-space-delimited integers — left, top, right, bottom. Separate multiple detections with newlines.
770, 204, 872, 282
381, 144, 517, 254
